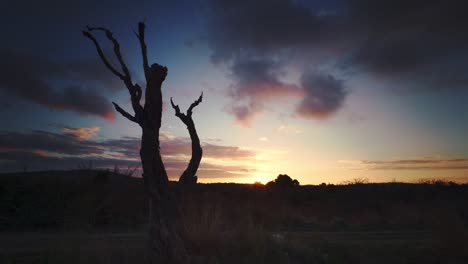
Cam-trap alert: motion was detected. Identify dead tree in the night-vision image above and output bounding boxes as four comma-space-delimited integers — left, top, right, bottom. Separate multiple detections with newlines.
171, 93, 203, 186
83, 22, 201, 264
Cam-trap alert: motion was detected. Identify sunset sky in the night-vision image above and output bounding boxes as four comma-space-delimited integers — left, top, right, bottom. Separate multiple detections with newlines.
1, 0, 467, 184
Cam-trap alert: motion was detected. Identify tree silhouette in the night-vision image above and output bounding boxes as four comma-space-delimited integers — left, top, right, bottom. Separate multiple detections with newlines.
171, 94, 203, 185
83, 22, 202, 264
266, 174, 300, 188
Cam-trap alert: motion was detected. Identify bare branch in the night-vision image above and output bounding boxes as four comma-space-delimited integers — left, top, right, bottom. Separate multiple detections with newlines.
84, 26, 143, 117
171, 93, 203, 124
112, 102, 138, 123
86, 26, 132, 83
187, 92, 203, 116
82, 31, 125, 80
170, 97, 184, 119
136, 22, 150, 80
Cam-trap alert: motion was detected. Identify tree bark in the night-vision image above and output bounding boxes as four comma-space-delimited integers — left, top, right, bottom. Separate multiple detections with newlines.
140, 64, 189, 264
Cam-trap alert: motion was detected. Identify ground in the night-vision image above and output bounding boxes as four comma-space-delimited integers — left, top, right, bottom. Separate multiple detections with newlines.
1, 171, 467, 263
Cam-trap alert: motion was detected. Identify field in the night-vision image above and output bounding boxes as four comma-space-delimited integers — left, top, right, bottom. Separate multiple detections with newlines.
1, 171, 467, 263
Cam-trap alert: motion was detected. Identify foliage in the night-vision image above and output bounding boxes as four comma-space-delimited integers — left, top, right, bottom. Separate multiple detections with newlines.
266, 174, 300, 189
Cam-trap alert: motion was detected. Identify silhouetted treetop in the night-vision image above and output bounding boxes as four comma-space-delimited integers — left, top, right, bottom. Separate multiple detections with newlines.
266, 174, 300, 188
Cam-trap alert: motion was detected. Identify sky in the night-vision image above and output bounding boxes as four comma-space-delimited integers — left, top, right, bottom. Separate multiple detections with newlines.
0, 0, 467, 184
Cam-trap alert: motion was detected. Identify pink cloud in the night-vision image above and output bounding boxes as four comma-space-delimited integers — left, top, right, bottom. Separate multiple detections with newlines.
62, 126, 101, 140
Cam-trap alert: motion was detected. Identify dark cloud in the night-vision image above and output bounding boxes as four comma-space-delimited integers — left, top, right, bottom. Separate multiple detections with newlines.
297, 72, 346, 119
345, 0, 468, 91
226, 57, 302, 125
205, 0, 349, 123
61, 126, 100, 140
0, 129, 256, 179
343, 158, 468, 171
225, 56, 345, 123
227, 103, 261, 126
361, 159, 468, 165
229, 58, 299, 99
101, 137, 141, 159
0, 51, 120, 120
59, 58, 124, 91
96, 135, 257, 160
205, 0, 468, 123
206, 0, 344, 62
0, 130, 101, 156
161, 137, 256, 159
203, 143, 255, 159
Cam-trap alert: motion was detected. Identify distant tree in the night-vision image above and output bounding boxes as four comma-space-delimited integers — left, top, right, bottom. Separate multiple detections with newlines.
253, 181, 264, 186
341, 177, 369, 185
83, 22, 203, 264
266, 174, 300, 188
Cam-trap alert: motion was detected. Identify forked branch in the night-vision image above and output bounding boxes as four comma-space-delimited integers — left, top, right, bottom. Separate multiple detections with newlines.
83, 24, 147, 122
86, 26, 132, 84
170, 92, 204, 185
170, 92, 203, 124
82, 30, 125, 80
187, 92, 203, 116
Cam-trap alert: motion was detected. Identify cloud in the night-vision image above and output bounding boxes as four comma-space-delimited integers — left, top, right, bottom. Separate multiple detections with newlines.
275, 125, 303, 134
97, 136, 141, 159
205, 0, 350, 123
0, 149, 140, 171
205, 0, 344, 63
0, 51, 120, 120
341, 0, 468, 91
62, 126, 100, 140
102, 136, 257, 160
202, 142, 255, 159
225, 57, 302, 125
224, 56, 347, 124
164, 161, 254, 179
204, 0, 468, 123
161, 137, 256, 159
226, 102, 262, 127
229, 58, 301, 99
0, 129, 257, 180
0, 130, 101, 156
296, 71, 347, 119
340, 158, 468, 171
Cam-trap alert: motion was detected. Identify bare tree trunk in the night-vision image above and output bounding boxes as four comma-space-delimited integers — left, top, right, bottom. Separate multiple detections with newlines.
147, 195, 188, 263
180, 119, 202, 184
140, 64, 189, 263
171, 94, 203, 186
